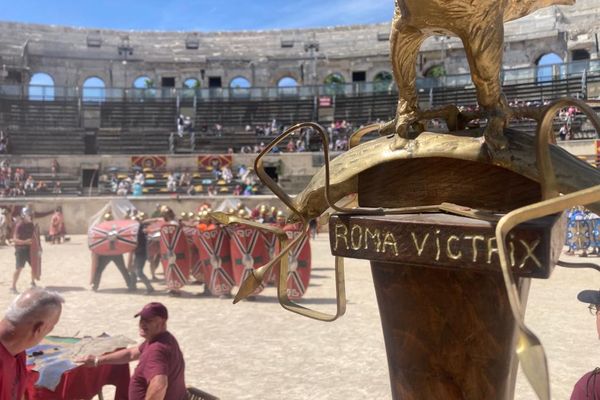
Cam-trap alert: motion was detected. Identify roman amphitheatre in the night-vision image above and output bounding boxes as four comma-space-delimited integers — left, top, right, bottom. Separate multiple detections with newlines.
1, 1, 600, 399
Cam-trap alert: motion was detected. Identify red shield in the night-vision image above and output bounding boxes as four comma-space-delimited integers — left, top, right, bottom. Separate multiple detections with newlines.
183, 225, 204, 282
30, 224, 42, 281
159, 223, 190, 290
196, 226, 235, 296
88, 220, 139, 255
146, 221, 165, 259
261, 229, 280, 285
229, 225, 268, 296
273, 225, 311, 300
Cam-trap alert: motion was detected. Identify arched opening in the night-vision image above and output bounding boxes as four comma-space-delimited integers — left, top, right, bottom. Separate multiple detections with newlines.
230, 76, 251, 88
133, 76, 155, 89
373, 71, 393, 92
133, 75, 155, 98
28, 72, 54, 101
82, 77, 106, 102
278, 77, 298, 96
324, 73, 345, 95
183, 78, 200, 89
182, 77, 200, 98
230, 76, 251, 98
536, 53, 562, 83
278, 77, 298, 87
424, 65, 446, 78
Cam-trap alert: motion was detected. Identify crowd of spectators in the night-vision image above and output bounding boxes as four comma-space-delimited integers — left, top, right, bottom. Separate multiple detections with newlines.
0, 159, 62, 197
103, 163, 261, 197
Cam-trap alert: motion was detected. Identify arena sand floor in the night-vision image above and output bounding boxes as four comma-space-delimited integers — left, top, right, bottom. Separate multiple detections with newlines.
0, 234, 597, 399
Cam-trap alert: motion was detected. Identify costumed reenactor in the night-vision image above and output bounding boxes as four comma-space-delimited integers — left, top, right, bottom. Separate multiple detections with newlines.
89, 211, 136, 292
159, 206, 191, 296
10, 208, 40, 293
275, 210, 286, 228
589, 210, 600, 255
151, 203, 162, 218
130, 212, 160, 294
566, 206, 591, 256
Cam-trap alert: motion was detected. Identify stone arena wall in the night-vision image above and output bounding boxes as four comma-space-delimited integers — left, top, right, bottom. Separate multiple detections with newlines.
0, 0, 599, 89
0, 137, 595, 234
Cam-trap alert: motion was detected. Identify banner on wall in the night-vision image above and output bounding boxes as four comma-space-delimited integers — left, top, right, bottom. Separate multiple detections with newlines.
197, 155, 233, 170
131, 156, 167, 170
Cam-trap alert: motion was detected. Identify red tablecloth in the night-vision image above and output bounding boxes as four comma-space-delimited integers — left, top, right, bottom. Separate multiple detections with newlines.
25, 363, 130, 400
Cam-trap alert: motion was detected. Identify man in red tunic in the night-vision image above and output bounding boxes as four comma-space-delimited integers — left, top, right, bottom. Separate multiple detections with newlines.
0, 288, 64, 400
78, 302, 186, 400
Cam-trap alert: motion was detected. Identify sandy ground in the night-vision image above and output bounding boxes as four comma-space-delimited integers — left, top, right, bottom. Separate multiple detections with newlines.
0, 234, 598, 400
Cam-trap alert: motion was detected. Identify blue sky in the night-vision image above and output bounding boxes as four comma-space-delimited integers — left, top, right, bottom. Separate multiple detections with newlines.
1, 0, 394, 31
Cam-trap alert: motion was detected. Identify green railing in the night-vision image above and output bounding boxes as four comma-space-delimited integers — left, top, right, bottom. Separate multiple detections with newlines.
1, 59, 597, 102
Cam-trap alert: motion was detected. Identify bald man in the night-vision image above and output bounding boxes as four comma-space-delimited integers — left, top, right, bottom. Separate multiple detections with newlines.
0, 288, 64, 400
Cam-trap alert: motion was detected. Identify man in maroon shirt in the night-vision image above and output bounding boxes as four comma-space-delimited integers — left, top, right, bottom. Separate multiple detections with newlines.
0, 288, 64, 400
571, 290, 600, 399
78, 302, 186, 400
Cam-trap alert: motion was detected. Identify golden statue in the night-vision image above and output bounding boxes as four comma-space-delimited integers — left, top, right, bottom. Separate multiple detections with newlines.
388, 0, 574, 150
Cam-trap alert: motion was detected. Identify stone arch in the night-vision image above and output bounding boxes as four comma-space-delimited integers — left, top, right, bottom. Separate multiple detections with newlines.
82, 76, 106, 102
324, 72, 346, 95
28, 72, 55, 100
324, 73, 345, 85
277, 76, 298, 87
535, 52, 563, 83
372, 70, 394, 92
423, 64, 446, 78
230, 76, 251, 88
183, 77, 201, 89
133, 75, 155, 89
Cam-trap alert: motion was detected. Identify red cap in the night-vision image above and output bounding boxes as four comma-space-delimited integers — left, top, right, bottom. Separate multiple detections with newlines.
134, 302, 168, 320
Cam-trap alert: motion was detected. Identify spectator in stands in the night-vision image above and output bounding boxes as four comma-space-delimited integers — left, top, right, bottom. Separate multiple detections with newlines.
13, 168, 24, 184
559, 124, 568, 141
177, 115, 185, 138
51, 159, 59, 178
179, 171, 192, 194
34, 181, 47, 193
134, 171, 145, 186
52, 181, 62, 195
116, 180, 128, 196
132, 182, 143, 196
166, 173, 177, 192
214, 123, 223, 137
207, 186, 217, 196
221, 166, 233, 184
286, 139, 296, 152
243, 184, 254, 196
227, 147, 234, 154
24, 176, 35, 192
245, 125, 252, 133
183, 116, 193, 132
233, 185, 242, 196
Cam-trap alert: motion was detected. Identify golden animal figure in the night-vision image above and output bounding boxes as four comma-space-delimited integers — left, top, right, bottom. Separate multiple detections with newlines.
389, 0, 574, 150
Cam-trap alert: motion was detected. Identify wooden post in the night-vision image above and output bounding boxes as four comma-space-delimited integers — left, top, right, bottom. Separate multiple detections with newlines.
329, 158, 563, 399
